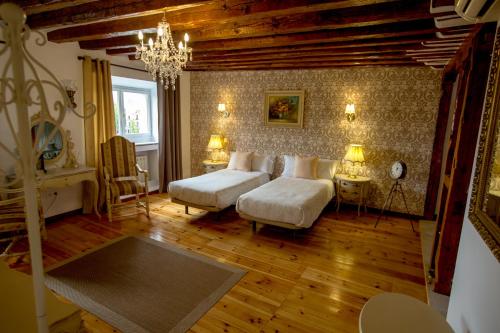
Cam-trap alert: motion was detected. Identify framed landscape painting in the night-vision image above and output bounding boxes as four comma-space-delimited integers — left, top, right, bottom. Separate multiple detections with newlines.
264, 90, 304, 128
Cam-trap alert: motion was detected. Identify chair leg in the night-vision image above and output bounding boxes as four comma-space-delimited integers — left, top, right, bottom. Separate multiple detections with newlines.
252, 221, 257, 232
185, 206, 189, 215
106, 185, 112, 222
145, 191, 150, 217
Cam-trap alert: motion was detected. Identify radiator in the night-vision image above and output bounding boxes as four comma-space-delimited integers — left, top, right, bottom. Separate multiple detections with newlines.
136, 155, 148, 183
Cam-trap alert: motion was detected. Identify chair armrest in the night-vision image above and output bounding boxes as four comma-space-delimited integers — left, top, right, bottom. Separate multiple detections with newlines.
136, 164, 148, 176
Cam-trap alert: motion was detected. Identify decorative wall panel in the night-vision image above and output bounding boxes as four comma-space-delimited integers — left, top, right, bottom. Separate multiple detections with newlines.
190, 67, 442, 215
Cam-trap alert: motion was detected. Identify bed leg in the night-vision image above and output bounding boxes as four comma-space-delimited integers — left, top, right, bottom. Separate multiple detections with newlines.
185, 206, 188, 215
292, 230, 297, 240
252, 221, 257, 232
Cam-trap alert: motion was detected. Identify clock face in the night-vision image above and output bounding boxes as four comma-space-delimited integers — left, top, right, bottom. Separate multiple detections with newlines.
390, 161, 407, 180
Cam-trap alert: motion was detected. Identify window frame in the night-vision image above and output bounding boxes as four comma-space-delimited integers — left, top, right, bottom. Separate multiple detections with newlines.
112, 85, 155, 143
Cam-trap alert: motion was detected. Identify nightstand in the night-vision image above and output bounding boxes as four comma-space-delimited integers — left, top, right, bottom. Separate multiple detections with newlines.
202, 160, 228, 173
335, 174, 371, 216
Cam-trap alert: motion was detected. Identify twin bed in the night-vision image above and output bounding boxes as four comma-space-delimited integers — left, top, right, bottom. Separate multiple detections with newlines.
168, 153, 339, 230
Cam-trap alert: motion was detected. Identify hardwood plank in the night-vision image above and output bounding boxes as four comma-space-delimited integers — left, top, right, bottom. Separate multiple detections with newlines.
6, 194, 426, 332
46, 0, 398, 42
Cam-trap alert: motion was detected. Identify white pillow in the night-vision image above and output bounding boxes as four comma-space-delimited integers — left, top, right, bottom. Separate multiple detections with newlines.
293, 156, 318, 179
227, 151, 237, 169
227, 151, 253, 171
281, 155, 295, 177
317, 159, 340, 180
251, 153, 275, 174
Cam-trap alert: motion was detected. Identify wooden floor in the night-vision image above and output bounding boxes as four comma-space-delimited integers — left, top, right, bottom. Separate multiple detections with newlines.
8, 194, 427, 333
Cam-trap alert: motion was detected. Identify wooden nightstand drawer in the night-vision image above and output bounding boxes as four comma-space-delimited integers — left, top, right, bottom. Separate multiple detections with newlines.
202, 160, 228, 174
340, 180, 361, 190
335, 174, 371, 216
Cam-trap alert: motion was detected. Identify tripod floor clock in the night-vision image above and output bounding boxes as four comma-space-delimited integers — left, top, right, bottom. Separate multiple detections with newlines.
374, 160, 415, 231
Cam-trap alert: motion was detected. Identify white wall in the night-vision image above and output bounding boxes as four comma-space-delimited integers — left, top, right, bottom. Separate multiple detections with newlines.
447, 218, 500, 333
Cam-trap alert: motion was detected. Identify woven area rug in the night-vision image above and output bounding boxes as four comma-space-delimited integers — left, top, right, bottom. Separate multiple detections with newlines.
45, 236, 245, 333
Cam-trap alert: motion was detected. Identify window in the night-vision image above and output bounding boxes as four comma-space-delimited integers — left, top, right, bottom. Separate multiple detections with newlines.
112, 84, 156, 144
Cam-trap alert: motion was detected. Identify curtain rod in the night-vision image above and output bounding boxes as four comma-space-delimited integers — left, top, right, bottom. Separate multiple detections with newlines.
77, 56, 147, 73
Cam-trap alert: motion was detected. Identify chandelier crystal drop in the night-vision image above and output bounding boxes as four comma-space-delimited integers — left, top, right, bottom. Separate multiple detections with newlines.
136, 14, 192, 90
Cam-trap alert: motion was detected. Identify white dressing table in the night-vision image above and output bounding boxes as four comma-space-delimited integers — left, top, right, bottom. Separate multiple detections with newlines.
36, 167, 100, 218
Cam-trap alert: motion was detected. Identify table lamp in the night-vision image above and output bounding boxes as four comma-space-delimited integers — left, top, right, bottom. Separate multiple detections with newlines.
207, 134, 223, 162
344, 144, 365, 178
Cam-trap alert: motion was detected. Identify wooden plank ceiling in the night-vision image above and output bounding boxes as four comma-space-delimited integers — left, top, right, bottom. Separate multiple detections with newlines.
13, 0, 473, 70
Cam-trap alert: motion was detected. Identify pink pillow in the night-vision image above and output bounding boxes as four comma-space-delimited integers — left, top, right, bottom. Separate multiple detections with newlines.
293, 155, 318, 179
228, 151, 253, 171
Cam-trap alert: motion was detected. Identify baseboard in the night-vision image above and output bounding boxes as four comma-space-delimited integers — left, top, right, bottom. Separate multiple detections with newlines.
336, 202, 424, 220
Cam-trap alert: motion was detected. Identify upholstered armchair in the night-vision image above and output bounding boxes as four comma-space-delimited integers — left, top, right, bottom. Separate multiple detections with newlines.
101, 136, 150, 222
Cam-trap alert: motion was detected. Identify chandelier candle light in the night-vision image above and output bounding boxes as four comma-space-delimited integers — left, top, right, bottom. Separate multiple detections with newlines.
136, 13, 192, 90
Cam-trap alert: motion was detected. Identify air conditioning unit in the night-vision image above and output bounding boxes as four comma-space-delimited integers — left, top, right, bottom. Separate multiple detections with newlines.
455, 0, 500, 23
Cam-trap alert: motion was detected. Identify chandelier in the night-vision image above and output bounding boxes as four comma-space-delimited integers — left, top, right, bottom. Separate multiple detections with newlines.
136, 14, 192, 90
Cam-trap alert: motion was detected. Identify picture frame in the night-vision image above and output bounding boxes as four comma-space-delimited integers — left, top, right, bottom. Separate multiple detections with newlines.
264, 90, 304, 128
468, 28, 500, 262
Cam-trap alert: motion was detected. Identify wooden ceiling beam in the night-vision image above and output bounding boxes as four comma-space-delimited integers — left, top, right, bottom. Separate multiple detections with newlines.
190, 35, 438, 57
109, 39, 428, 56
187, 54, 414, 66
46, 0, 401, 43
79, 20, 439, 50
27, 0, 213, 29
22, 1, 98, 15
187, 20, 449, 51
131, 52, 412, 63
184, 1, 437, 42
185, 59, 423, 70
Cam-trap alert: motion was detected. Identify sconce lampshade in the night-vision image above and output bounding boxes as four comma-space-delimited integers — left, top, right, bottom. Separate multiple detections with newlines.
344, 144, 365, 165
218, 103, 229, 118
207, 134, 223, 150
345, 103, 356, 122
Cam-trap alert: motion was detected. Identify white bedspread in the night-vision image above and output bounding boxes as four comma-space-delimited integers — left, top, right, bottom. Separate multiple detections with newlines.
168, 169, 270, 209
236, 176, 334, 228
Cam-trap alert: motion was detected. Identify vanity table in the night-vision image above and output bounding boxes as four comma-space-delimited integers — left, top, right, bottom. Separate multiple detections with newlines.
29, 111, 100, 218
36, 167, 100, 218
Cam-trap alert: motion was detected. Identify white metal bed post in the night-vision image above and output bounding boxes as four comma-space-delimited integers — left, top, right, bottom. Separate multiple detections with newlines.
0, 4, 48, 332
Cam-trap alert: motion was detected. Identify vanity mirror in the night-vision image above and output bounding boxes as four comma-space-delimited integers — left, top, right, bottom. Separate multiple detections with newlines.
31, 117, 66, 165
469, 30, 500, 261
31, 112, 78, 170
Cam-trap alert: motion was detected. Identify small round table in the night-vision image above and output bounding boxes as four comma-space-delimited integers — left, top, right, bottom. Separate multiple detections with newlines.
359, 293, 453, 333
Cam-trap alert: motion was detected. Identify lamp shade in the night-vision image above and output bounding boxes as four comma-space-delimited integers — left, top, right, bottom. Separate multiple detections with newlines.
207, 134, 223, 150
344, 144, 365, 165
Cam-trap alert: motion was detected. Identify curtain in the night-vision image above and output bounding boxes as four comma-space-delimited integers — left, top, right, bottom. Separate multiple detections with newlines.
82, 56, 116, 212
158, 79, 182, 193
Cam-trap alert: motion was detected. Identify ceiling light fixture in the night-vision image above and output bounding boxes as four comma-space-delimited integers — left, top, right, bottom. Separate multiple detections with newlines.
136, 13, 192, 90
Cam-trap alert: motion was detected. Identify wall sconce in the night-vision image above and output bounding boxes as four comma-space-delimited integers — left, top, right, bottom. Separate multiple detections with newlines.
218, 103, 230, 118
61, 79, 77, 109
345, 103, 356, 122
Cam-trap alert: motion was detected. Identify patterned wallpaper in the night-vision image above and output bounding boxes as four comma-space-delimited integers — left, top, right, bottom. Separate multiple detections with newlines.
190, 67, 442, 215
